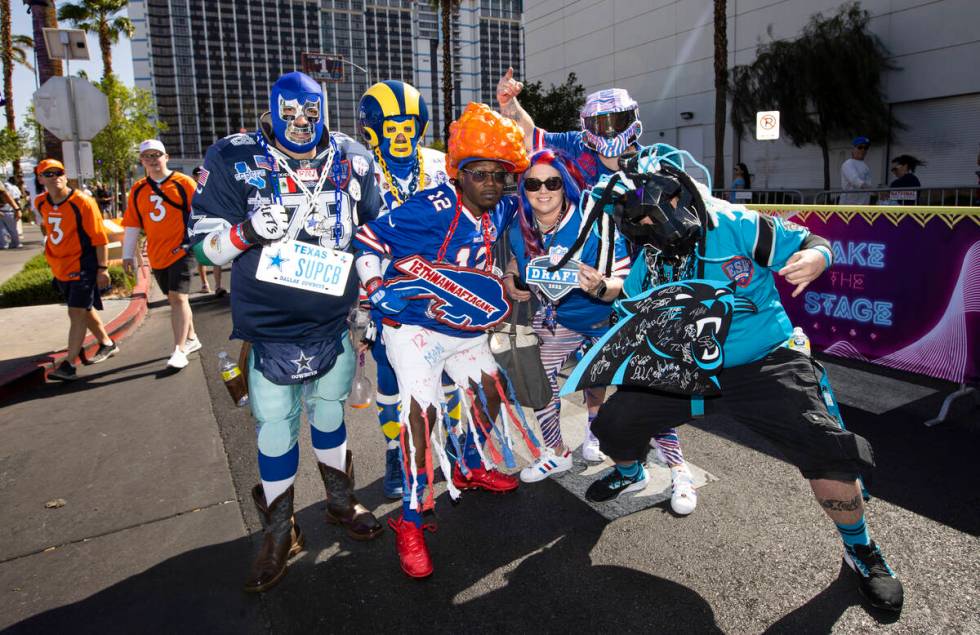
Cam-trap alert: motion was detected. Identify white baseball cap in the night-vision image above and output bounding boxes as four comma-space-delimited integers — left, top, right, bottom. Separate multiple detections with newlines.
139, 139, 166, 155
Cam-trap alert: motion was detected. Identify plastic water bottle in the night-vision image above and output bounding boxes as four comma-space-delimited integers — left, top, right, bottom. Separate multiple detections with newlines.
218, 351, 249, 407
348, 351, 373, 409
788, 327, 811, 356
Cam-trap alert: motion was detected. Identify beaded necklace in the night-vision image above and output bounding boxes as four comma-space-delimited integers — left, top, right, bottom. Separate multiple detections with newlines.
436, 192, 494, 271
374, 146, 425, 206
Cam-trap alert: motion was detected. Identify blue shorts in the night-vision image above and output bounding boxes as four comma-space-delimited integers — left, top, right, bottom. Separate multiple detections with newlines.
54, 269, 103, 310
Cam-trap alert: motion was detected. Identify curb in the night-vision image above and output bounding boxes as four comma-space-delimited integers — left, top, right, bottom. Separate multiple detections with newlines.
0, 262, 152, 402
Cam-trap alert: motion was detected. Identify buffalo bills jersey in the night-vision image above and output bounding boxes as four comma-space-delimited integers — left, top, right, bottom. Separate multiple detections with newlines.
354, 183, 519, 337
531, 128, 614, 188
189, 127, 381, 344
507, 204, 630, 336
623, 198, 814, 367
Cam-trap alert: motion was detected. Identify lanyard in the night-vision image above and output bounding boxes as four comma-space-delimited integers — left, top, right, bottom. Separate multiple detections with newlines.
436, 191, 494, 271
256, 132, 342, 246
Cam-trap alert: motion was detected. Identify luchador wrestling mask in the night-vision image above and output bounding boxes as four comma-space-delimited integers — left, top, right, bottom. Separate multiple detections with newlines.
613, 161, 704, 262
358, 81, 429, 165
270, 72, 325, 154
580, 88, 643, 158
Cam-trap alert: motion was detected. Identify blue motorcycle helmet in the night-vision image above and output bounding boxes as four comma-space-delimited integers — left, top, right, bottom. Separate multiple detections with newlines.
358, 81, 429, 165
269, 72, 325, 154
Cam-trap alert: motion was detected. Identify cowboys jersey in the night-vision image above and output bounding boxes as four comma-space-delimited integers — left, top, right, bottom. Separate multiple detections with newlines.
189, 128, 381, 343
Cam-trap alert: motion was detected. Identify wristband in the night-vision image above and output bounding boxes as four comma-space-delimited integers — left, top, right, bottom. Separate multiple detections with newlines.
97, 265, 108, 270
364, 277, 383, 295
230, 223, 251, 250
813, 245, 832, 269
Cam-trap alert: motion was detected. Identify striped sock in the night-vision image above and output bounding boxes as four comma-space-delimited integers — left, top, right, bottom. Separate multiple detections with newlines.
836, 517, 871, 547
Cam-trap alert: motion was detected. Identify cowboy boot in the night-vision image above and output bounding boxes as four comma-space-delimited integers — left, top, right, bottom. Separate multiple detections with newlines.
244, 484, 304, 593
318, 450, 383, 541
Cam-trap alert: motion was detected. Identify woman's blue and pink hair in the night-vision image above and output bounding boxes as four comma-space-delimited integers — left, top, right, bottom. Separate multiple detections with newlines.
516, 149, 585, 259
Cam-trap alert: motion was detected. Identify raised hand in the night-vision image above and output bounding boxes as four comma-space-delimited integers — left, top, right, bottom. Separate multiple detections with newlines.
496, 66, 523, 107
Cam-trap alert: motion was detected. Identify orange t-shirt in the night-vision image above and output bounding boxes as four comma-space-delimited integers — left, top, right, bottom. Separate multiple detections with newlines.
122, 171, 197, 269
35, 189, 109, 282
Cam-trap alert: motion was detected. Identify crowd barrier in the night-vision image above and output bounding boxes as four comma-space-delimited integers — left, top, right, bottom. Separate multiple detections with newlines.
750, 202, 980, 425
812, 186, 979, 207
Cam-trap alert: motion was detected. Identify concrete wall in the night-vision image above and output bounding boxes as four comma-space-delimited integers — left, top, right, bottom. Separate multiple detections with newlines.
523, 0, 980, 189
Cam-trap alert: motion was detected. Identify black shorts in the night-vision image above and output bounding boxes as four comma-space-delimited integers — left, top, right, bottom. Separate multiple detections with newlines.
54, 269, 103, 310
152, 253, 196, 295
590, 347, 875, 482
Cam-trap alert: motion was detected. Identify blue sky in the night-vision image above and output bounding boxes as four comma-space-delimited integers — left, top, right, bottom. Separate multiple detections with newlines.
10, 5, 134, 127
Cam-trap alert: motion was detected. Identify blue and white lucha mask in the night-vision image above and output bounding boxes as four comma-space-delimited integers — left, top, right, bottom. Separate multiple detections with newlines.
358, 81, 429, 167
269, 72, 325, 154
580, 88, 642, 158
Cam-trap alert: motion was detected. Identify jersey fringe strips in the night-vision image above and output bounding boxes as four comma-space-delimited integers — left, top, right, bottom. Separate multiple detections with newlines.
399, 370, 543, 511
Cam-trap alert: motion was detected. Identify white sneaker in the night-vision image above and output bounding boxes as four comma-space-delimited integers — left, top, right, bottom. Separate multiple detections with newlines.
520, 448, 573, 483
582, 431, 604, 462
670, 465, 698, 515
183, 337, 203, 354
167, 347, 189, 370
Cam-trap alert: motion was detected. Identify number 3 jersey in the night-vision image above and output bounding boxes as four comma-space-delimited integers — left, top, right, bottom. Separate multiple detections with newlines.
122, 171, 197, 269
353, 183, 518, 337
189, 128, 382, 344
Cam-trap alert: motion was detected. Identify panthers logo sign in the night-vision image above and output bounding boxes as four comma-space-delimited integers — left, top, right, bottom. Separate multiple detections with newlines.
387, 255, 512, 331
562, 279, 748, 396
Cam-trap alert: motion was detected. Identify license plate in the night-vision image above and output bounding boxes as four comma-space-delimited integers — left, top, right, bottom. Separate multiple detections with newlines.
255, 239, 352, 296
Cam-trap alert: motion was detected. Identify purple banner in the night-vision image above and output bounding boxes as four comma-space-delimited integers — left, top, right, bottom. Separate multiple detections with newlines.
768, 206, 980, 384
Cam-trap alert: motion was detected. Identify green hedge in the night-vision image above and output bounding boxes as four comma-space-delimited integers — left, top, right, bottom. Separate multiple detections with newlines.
0, 259, 135, 308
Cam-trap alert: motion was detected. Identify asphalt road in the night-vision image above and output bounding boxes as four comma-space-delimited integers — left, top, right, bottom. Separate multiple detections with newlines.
2, 289, 977, 633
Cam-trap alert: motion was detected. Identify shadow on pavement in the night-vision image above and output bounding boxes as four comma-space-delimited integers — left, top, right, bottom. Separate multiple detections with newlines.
7, 484, 722, 633
686, 366, 980, 535
763, 560, 901, 633
2, 356, 173, 407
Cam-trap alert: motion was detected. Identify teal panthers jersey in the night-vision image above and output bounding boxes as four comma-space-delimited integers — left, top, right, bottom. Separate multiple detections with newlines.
624, 203, 811, 367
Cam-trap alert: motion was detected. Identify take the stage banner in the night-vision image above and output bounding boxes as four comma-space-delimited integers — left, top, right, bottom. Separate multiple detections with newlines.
752, 204, 980, 384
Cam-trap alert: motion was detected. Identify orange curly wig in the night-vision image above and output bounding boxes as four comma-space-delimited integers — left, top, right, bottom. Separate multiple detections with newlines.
446, 102, 530, 178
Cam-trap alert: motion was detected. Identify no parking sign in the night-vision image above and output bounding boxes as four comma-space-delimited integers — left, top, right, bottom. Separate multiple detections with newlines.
755, 111, 780, 140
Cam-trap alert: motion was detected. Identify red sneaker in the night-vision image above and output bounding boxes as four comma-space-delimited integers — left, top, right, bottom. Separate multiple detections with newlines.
452, 463, 519, 493
388, 516, 434, 579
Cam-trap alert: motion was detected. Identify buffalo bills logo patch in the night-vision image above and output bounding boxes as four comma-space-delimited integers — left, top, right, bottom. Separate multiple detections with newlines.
722, 256, 754, 287
328, 160, 351, 189
386, 255, 511, 331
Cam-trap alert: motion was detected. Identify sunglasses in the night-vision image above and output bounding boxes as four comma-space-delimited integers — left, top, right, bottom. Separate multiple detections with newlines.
460, 168, 509, 184
524, 176, 563, 192
141, 152, 164, 160
41, 170, 65, 177
856, 145, 869, 150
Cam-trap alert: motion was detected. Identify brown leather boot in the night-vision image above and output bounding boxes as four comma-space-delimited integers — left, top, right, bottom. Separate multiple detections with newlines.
318, 450, 383, 541
244, 484, 304, 593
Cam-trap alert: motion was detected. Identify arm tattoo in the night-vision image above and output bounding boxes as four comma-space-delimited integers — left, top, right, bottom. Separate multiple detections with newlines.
818, 495, 861, 512
500, 99, 520, 120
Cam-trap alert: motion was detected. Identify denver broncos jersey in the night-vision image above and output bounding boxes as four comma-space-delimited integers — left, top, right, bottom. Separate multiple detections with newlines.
188, 128, 381, 344
507, 204, 631, 336
375, 147, 450, 214
122, 171, 196, 269
35, 189, 108, 281
354, 183, 519, 337
531, 128, 613, 188
623, 198, 811, 367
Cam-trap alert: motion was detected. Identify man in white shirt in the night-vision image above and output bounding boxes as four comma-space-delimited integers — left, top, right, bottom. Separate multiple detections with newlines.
840, 136, 873, 205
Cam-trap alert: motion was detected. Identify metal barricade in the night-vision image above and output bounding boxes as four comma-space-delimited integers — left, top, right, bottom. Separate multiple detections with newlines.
813, 186, 978, 206
711, 189, 805, 205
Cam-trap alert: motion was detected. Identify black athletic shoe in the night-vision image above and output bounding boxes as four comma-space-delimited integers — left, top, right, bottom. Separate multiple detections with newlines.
843, 542, 904, 612
86, 341, 119, 365
49, 361, 77, 381
584, 465, 648, 502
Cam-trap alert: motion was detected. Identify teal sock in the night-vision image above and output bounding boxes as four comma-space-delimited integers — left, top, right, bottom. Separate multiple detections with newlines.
836, 517, 871, 547
615, 461, 642, 479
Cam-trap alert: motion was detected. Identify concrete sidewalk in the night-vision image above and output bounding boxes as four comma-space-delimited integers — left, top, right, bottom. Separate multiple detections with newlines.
0, 223, 44, 284
0, 296, 257, 632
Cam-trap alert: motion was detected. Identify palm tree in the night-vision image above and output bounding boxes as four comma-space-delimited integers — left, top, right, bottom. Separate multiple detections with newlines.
26, 0, 62, 160
57, 0, 134, 78
712, 0, 727, 189
430, 0, 460, 145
